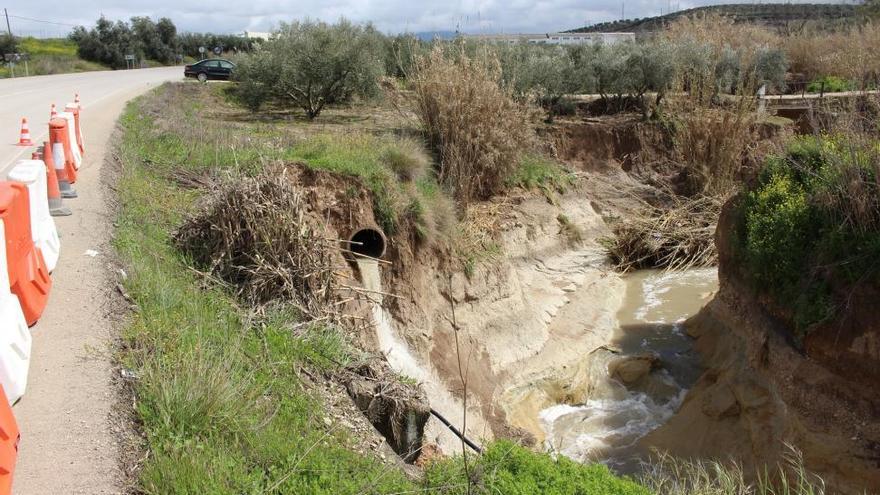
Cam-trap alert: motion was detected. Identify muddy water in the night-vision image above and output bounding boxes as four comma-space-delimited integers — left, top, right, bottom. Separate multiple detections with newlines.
539, 268, 717, 473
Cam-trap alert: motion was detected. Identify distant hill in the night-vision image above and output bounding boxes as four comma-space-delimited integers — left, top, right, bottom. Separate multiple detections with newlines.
566, 3, 858, 34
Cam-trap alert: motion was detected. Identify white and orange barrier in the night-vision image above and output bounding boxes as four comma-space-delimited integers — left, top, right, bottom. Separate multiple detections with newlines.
64, 103, 84, 155
0, 182, 52, 327
0, 384, 19, 491
7, 160, 61, 273
48, 118, 77, 197
0, 220, 31, 405
58, 112, 82, 170
38, 142, 71, 217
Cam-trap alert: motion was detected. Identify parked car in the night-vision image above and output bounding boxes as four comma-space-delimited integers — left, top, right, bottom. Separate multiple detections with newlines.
184, 58, 235, 82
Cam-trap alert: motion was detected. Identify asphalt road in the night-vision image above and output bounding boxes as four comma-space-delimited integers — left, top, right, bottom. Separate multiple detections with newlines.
0, 66, 182, 173
0, 66, 182, 494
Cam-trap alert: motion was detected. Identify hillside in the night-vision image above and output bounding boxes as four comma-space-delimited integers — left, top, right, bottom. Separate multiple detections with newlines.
567, 3, 857, 33
0, 37, 106, 78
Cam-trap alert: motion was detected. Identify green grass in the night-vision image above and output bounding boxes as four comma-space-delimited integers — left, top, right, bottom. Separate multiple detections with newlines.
507, 154, 576, 200
425, 440, 649, 495
284, 132, 443, 236
0, 37, 107, 78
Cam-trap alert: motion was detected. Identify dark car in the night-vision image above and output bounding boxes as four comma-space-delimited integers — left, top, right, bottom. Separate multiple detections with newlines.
184, 58, 235, 82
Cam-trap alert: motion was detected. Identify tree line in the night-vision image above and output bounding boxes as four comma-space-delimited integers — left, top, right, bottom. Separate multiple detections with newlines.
69, 16, 254, 69
234, 18, 790, 120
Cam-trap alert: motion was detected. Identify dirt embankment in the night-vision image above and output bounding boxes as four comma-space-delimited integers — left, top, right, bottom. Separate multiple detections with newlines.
645, 197, 880, 494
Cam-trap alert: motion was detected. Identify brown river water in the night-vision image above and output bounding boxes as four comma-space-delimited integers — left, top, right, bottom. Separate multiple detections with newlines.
539, 268, 718, 473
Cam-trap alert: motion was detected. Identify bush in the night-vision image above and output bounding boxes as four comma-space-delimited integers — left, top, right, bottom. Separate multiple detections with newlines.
738, 135, 880, 334
233, 19, 384, 119
411, 45, 535, 204
807, 76, 854, 93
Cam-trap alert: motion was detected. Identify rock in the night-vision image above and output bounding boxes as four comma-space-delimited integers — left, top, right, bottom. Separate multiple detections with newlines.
608, 353, 659, 384
701, 384, 741, 419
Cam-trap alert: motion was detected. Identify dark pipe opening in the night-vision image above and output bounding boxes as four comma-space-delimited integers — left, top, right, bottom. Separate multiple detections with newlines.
349, 228, 386, 259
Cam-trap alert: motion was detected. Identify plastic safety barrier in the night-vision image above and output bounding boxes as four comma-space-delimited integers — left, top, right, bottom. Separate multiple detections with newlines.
0, 182, 52, 326
0, 384, 20, 493
64, 103, 84, 155
38, 142, 72, 217
58, 112, 82, 170
0, 220, 30, 405
48, 118, 77, 189
7, 160, 61, 272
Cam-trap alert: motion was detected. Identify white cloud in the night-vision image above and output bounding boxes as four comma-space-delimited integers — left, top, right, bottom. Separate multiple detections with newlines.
3, 0, 850, 37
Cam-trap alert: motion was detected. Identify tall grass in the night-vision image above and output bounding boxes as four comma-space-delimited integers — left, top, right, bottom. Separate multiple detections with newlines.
641, 447, 826, 495
411, 45, 535, 205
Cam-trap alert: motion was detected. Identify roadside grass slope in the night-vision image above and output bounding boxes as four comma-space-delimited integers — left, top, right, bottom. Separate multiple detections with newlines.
113, 81, 650, 494
0, 37, 106, 78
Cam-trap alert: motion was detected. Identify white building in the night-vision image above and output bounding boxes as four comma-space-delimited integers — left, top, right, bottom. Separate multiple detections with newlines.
467, 32, 635, 46
242, 31, 271, 41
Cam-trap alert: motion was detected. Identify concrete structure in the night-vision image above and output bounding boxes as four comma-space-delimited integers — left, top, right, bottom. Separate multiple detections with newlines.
242, 31, 271, 41
467, 32, 634, 46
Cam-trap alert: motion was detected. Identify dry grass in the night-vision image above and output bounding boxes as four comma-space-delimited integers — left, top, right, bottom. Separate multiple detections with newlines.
174, 165, 339, 318
641, 446, 825, 495
604, 194, 723, 272
783, 22, 880, 86
411, 44, 535, 205
670, 97, 760, 196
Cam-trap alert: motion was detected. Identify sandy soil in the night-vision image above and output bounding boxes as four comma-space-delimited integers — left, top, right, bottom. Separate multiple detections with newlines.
10, 78, 177, 494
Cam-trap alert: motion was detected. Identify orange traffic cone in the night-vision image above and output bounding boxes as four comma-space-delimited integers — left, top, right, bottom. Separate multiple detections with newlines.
49, 104, 57, 119
40, 141, 71, 216
16, 118, 33, 146
74, 93, 80, 106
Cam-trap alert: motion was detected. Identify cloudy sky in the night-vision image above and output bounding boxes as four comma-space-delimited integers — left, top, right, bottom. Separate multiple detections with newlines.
3, 0, 850, 37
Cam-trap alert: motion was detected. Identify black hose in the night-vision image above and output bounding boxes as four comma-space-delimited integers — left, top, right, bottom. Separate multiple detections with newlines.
429, 408, 482, 454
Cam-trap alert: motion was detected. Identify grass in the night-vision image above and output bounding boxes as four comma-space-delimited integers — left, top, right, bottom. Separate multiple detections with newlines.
116, 89, 415, 494
507, 154, 576, 200
0, 37, 106, 78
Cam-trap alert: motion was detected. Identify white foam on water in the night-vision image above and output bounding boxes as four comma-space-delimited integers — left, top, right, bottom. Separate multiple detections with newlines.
540, 387, 688, 467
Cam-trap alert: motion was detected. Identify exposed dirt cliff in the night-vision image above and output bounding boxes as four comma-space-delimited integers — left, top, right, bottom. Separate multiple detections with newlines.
645, 196, 880, 494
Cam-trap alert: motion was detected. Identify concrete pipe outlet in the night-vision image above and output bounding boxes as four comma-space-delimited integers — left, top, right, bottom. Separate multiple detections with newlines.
348, 227, 387, 259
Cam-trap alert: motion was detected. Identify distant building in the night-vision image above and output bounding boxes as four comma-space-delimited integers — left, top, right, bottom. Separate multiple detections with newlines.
242, 31, 271, 41
466, 32, 635, 46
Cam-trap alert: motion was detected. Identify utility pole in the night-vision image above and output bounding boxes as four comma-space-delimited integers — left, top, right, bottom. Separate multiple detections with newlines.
4, 8, 11, 36
621, 1, 625, 20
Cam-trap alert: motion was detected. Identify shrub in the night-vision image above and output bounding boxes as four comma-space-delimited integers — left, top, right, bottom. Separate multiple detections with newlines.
411, 45, 535, 204
807, 76, 854, 93
70, 15, 180, 68
234, 19, 385, 119
738, 135, 880, 334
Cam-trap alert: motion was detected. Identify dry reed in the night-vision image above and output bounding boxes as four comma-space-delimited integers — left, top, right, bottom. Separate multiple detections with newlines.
174, 165, 338, 319
410, 45, 535, 205
605, 194, 723, 272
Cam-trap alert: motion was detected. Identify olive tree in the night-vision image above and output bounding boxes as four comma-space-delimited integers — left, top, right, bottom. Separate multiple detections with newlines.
234, 19, 385, 119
